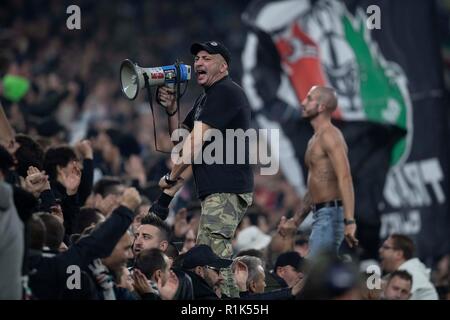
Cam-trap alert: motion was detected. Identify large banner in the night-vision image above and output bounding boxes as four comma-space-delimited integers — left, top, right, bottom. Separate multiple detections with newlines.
241, 0, 449, 261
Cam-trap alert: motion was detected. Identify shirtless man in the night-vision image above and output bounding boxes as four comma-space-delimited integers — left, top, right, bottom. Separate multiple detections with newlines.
281, 86, 358, 258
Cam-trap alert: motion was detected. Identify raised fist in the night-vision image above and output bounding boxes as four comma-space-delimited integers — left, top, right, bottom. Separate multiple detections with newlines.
120, 187, 142, 212
75, 140, 93, 160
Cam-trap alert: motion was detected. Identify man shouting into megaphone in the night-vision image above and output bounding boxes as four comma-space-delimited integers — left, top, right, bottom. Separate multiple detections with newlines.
157, 41, 254, 299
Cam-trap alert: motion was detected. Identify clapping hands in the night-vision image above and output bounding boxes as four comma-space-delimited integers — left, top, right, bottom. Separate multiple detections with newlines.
24, 166, 51, 197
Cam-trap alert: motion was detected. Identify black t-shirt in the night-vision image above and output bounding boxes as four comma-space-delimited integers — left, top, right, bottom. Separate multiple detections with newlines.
183, 76, 254, 199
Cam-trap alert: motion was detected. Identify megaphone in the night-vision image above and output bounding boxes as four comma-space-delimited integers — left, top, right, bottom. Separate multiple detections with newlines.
120, 59, 191, 100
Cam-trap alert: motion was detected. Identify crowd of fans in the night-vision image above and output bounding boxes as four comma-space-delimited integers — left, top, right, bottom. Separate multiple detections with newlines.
0, 0, 449, 300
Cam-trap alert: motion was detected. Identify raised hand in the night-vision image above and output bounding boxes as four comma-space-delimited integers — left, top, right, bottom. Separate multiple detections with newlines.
277, 216, 298, 238
60, 165, 81, 196
158, 270, 179, 300
24, 166, 51, 197
157, 85, 177, 114
132, 269, 153, 296
120, 187, 142, 212
291, 276, 306, 297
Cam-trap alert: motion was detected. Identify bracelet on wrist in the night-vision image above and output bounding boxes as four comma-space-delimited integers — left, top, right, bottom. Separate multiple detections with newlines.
164, 173, 177, 186
344, 218, 356, 225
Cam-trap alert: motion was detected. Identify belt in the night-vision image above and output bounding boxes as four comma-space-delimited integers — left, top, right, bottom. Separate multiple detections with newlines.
312, 200, 342, 212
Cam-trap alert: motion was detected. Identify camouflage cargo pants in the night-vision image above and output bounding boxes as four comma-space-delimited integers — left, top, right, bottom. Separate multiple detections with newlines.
197, 192, 253, 298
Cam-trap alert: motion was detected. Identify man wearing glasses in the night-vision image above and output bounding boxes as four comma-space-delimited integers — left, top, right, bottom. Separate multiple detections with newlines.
379, 234, 438, 300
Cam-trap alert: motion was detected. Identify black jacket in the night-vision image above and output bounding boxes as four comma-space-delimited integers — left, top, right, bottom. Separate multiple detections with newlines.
50, 181, 80, 238
28, 205, 134, 299
173, 269, 194, 300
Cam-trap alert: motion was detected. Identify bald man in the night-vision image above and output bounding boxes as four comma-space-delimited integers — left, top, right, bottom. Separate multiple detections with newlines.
281, 86, 358, 258
157, 41, 253, 298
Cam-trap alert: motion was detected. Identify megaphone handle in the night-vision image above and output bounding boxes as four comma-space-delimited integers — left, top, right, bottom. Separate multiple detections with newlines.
155, 86, 163, 105
155, 85, 178, 117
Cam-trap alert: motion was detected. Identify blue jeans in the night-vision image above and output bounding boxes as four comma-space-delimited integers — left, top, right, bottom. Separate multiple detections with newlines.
307, 206, 345, 259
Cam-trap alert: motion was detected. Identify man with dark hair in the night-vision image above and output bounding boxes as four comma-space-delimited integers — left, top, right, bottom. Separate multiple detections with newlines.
390, 234, 415, 259
133, 248, 191, 301
383, 270, 413, 300
266, 251, 305, 291
135, 248, 170, 283
133, 214, 172, 255
379, 234, 438, 299
133, 248, 171, 298
182, 244, 231, 300
92, 176, 124, 198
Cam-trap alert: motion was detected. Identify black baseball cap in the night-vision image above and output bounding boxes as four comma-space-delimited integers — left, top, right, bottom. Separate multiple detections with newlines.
274, 251, 305, 272
190, 41, 231, 65
182, 244, 232, 269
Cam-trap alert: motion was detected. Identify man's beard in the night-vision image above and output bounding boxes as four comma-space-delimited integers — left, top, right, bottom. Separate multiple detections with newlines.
303, 105, 319, 120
